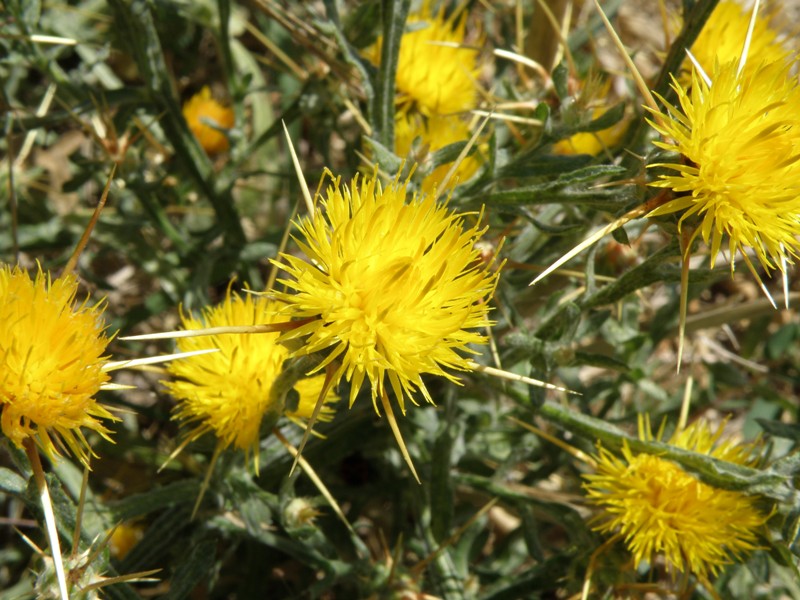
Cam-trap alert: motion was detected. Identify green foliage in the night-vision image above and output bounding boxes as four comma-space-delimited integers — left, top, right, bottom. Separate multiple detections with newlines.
1, 0, 799, 598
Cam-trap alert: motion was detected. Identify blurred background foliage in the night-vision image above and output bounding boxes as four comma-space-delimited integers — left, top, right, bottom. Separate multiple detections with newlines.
2, 0, 800, 598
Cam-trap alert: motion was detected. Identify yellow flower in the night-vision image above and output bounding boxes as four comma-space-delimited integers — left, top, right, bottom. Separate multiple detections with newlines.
584, 417, 769, 582
274, 169, 499, 413
647, 59, 800, 274
163, 290, 337, 472
395, 111, 483, 192
365, 3, 480, 116
685, 0, 789, 84
552, 107, 629, 156
182, 86, 234, 155
109, 522, 145, 560
288, 377, 337, 423
0, 264, 115, 464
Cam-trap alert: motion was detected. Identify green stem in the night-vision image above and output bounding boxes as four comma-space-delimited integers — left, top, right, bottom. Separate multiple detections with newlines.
622, 0, 719, 166
25, 439, 69, 600
651, 0, 720, 103
374, 0, 411, 149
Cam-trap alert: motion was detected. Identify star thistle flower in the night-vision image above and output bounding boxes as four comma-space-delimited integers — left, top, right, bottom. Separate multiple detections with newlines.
366, 2, 481, 116
395, 111, 483, 192
182, 86, 234, 155
163, 289, 337, 472
584, 417, 769, 583
647, 58, 800, 276
0, 264, 115, 464
274, 169, 499, 414
685, 0, 790, 84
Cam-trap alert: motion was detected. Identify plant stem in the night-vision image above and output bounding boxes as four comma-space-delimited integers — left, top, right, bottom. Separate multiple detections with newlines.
25, 439, 69, 600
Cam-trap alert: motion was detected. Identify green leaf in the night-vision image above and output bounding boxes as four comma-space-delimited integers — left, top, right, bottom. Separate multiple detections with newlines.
430, 421, 456, 543
610, 225, 630, 245
767, 323, 799, 360
163, 537, 217, 600
767, 453, 800, 477
373, 0, 411, 148
524, 216, 586, 233
481, 553, 576, 599
779, 501, 800, 557
234, 481, 275, 537
0, 468, 26, 495
118, 507, 191, 574
581, 242, 681, 309
533, 101, 551, 124
757, 420, 800, 442
8, 0, 42, 30
342, 0, 381, 48
571, 351, 630, 371
552, 62, 569, 99
495, 153, 591, 180
555, 102, 626, 137
536, 302, 581, 342
430, 141, 470, 170
555, 164, 627, 185
363, 136, 403, 174
519, 506, 544, 562
106, 480, 199, 522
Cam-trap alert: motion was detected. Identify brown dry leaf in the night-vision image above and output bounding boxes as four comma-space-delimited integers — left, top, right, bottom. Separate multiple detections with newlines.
33, 130, 89, 214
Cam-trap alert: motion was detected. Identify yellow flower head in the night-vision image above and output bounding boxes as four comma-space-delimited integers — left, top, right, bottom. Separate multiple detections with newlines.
109, 522, 145, 560
395, 111, 483, 192
275, 169, 499, 413
584, 417, 769, 582
685, 0, 790, 84
163, 290, 337, 472
366, 3, 481, 116
182, 86, 234, 155
288, 377, 337, 423
647, 59, 800, 274
0, 264, 114, 464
